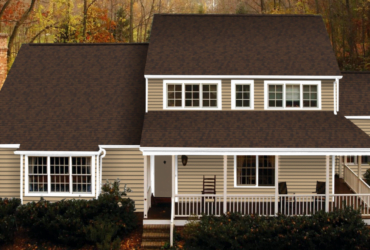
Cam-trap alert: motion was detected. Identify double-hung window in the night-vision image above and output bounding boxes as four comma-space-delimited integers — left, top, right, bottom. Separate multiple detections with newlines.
265, 81, 321, 110
27, 156, 94, 196
235, 156, 275, 187
164, 80, 221, 110
231, 80, 254, 109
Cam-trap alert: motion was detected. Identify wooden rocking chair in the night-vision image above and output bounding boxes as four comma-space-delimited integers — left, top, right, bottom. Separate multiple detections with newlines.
201, 175, 216, 213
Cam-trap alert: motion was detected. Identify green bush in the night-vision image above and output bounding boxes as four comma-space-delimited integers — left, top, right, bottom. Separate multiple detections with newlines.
363, 169, 370, 186
0, 198, 20, 244
182, 207, 370, 250
16, 179, 136, 248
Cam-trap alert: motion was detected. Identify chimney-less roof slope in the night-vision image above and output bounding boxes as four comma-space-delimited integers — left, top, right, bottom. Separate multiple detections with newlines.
0, 43, 148, 151
145, 14, 341, 76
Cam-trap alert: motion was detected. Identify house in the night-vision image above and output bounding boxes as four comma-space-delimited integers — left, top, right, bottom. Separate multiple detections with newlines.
1, 14, 370, 246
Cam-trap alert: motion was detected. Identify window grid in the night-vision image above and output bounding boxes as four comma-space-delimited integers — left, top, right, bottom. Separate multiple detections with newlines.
202, 84, 217, 107
185, 84, 200, 107
258, 156, 275, 186
286, 85, 300, 108
362, 156, 370, 164
167, 84, 182, 107
29, 157, 48, 192
237, 156, 256, 185
235, 84, 250, 108
303, 85, 318, 107
50, 157, 70, 192
72, 157, 92, 193
268, 85, 283, 107
346, 156, 356, 164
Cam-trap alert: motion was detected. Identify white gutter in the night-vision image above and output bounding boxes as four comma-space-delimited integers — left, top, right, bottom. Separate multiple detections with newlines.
14, 151, 98, 156
145, 75, 343, 80
0, 144, 20, 148
345, 116, 370, 119
98, 146, 107, 197
140, 147, 370, 156
336, 78, 340, 112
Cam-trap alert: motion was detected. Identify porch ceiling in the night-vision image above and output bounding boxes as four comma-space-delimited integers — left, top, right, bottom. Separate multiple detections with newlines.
140, 111, 370, 152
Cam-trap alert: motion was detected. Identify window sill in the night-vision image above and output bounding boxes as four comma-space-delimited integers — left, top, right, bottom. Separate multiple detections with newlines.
233, 185, 275, 189
25, 193, 94, 197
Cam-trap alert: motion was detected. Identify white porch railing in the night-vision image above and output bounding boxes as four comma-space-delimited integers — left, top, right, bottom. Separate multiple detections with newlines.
344, 164, 360, 193
278, 194, 326, 216
329, 194, 370, 216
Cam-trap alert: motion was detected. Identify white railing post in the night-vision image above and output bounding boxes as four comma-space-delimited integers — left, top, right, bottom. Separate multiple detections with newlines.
144, 156, 148, 218
343, 156, 347, 180
223, 155, 227, 214
339, 156, 343, 178
275, 155, 279, 216
325, 155, 329, 212
358, 155, 362, 193
170, 155, 176, 247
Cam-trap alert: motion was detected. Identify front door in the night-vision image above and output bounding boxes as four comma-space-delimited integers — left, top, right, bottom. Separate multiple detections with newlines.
155, 156, 172, 197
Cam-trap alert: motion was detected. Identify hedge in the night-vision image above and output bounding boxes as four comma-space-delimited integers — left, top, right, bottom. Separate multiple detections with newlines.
182, 207, 370, 250
0, 198, 20, 244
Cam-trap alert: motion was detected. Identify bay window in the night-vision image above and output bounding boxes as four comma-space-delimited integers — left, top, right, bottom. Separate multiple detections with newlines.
265, 81, 321, 110
27, 156, 94, 196
235, 155, 275, 187
164, 80, 221, 109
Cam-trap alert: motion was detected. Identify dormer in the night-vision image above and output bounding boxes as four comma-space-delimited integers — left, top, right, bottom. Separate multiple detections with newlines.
144, 14, 342, 113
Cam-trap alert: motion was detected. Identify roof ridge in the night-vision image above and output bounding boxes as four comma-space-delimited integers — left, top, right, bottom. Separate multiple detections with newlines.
28, 43, 149, 46
154, 14, 319, 17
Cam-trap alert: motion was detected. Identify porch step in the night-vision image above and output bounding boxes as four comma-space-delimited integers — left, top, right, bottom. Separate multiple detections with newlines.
142, 225, 171, 249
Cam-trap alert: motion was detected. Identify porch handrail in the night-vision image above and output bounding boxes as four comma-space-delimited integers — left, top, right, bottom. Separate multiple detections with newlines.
344, 164, 359, 193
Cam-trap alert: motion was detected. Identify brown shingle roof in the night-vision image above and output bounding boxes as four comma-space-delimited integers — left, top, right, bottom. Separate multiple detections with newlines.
0, 43, 148, 151
145, 14, 341, 76
140, 111, 370, 148
339, 72, 370, 116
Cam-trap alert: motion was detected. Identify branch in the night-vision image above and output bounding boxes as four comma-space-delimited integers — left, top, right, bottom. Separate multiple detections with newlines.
0, 0, 12, 21
87, 0, 97, 10
29, 22, 58, 43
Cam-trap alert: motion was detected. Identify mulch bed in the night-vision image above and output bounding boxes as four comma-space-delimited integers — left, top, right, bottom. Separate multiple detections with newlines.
0, 225, 143, 250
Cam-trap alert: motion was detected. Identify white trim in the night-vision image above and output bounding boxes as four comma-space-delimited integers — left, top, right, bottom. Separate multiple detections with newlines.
0, 144, 20, 148
234, 155, 275, 188
145, 75, 343, 80
143, 220, 190, 226
20, 155, 23, 204
332, 155, 335, 195
24, 156, 96, 197
140, 147, 370, 156
15, 151, 98, 156
345, 116, 370, 119
231, 80, 254, 110
336, 78, 340, 112
150, 155, 155, 196
163, 80, 222, 110
333, 81, 337, 115
264, 80, 321, 110
146, 77, 148, 113
99, 145, 140, 148
144, 156, 148, 218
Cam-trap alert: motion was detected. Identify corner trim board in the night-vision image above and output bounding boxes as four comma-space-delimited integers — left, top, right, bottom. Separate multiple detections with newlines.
0, 144, 20, 148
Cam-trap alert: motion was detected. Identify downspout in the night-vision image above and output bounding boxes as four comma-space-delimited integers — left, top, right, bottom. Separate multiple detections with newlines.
20, 155, 23, 204
145, 77, 148, 113
333, 80, 337, 115
97, 146, 107, 197
336, 78, 340, 112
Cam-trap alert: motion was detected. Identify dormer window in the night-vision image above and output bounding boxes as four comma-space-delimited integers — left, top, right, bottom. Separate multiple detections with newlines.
264, 81, 321, 110
164, 80, 221, 110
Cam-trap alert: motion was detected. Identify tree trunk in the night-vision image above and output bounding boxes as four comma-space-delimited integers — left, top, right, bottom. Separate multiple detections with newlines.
7, 0, 37, 66
129, 0, 134, 42
82, 0, 87, 41
261, 0, 264, 13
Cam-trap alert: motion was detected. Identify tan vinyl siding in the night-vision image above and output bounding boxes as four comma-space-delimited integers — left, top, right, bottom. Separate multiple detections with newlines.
349, 120, 370, 136
148, 79, 163, 111
279, 156, 333, 194
23, 155, 98, 203
102, 148, 144, 212
148, 79, 335, 111
0, 148, 20, 198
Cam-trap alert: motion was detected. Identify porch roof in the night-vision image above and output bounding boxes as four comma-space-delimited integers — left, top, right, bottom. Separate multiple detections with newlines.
140, 111, 370, 150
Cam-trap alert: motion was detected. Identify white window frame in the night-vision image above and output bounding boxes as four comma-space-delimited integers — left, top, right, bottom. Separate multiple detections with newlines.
264, 80, 321, 110
346, 155, 357, 165
234, 155, 275, 188
163, 80, 222, 110
25, 155, 95, 197
231, 80, 254, 110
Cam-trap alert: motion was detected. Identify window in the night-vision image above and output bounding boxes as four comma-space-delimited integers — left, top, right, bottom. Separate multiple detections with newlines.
167, 84, 182, 107
231, 80, 254, 109
362, 156, 370, 164
235, 156, 275, 187
345, 156, 357, 164
164, 80, 221, 110
264, 81, 321, 110
27, 156, 94, 196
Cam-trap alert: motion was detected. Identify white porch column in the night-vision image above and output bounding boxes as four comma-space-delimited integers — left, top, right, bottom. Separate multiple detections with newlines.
170, 155, 176, 247
332, 155, 335, 196
223, 155, 227, 214
325, 155, 329, 212
274, 155, 279, 216
143, 156, 148, 218
358, 155, 362, 193
343, 156, 347, 180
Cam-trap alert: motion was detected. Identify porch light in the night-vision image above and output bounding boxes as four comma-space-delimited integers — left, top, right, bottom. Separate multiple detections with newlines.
181, 155, 188, 166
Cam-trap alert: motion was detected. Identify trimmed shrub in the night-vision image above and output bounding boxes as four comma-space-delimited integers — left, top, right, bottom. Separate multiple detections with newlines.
182, 206, 370, 250
0, 198, 20, 244
16, 179, 136, 248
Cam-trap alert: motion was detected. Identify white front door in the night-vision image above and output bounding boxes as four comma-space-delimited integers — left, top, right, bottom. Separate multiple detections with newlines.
154, 156, 172, 197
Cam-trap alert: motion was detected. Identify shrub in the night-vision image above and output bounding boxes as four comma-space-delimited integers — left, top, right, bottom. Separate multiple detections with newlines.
182, 206, 370, 250
363, 169, 370, 186
16, 179, 136, 248
0, 198, 20, 244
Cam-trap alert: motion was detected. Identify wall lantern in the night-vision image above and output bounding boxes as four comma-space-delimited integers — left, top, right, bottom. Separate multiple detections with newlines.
181, 155, 188, 166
